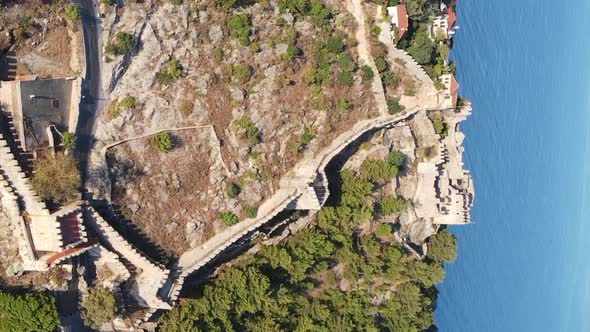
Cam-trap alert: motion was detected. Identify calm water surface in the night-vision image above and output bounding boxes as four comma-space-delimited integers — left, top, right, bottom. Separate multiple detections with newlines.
436, 0, 590, 331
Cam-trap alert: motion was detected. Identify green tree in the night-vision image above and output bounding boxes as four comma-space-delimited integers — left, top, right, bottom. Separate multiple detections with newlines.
433, 115, 448, 137
427, 230, 458, 262
81, 287, 118, 329
380, 195, 408, 216
408, 33, 436, 65
0, 290, 59, 332
158, 58, 184, 84
375, 222, 392, 237
61, 132, 77, 151
30, 153, 80, 205
151, 131, 173, 152
221, 211, 239, 226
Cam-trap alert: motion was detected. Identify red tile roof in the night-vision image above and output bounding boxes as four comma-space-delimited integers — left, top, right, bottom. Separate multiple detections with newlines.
447, 7, 457, 32
46, 242, 95, 265
58, 211, 82, 246
397, 4, 410, 39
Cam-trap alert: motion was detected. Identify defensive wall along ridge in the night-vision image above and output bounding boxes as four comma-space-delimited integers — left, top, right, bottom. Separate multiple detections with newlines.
164, 107, 422, 303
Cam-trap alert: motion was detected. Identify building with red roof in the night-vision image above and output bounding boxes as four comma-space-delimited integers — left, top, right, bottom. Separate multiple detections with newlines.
387, 4, 410, 41
440, 74, 459, 108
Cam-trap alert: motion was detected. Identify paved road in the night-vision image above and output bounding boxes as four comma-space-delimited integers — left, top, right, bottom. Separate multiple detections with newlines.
74, 0, 105, 182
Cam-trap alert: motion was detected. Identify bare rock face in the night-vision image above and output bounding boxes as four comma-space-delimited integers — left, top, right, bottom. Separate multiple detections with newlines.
208, 26, 224, 44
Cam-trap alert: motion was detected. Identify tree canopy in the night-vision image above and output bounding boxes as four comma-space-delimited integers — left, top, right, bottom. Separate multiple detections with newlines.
0, 291, 59, 332
81, 287, 118, 329
160, 167, 450, 331
30, 153, 80, 205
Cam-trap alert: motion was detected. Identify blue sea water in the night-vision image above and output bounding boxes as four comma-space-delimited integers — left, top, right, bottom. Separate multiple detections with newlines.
435, 0, 590, 331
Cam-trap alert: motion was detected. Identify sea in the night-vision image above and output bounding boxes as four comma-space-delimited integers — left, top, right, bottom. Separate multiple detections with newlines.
435, 0, 590, 331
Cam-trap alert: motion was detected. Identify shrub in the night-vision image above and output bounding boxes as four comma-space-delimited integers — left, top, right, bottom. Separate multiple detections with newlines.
81, 287, 117, 329
375, 222, 392, 237
302, 126, 315, 145
119, 95, 137, 109
386, 150, 405, 169
214, 0, 237, 11
338, 98, 351, 110
0, 290, 59, 331
380, 195, 408, 216
65, 4, 81, 22
102, 0, 113, 5
386, 97, 404, 115
246, 206, 258, 218
235, 117, 262, 147
61, 132, 77, 151
226, 182, 241, 198
427, 230, 458, 262
221, 211, 239, 226
381, 71, 400, 88
233, 64, 251, 83
360, 65, 374, 81
151, 131, 173, 152
286, 44, 301, 61
338, 71, 354, 87
325, 36, 344, 54
337, 52, 356, 72
30, 154, 80, 205
212, 49, 223, 62
158, 58, 183, 84
105, 32, 135, 56
362, 159, 397, 181
228, 14, 251, 46
375, 57, 387, 73
170, 0, 182, 5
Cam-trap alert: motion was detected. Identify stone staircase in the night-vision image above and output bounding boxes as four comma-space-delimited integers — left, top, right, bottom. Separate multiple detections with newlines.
0, 134, 49, 216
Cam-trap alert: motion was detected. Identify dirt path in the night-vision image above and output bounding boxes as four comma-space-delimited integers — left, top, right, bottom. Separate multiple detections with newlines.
345, 0, 389, 116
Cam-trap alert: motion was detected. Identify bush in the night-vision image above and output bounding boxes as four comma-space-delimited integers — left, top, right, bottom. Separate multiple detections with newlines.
119, 95, 137, 109
325, 36, 344, 54
387, 97, 404, 115
65, 4, 81, 22
0, 290, 59, 332
81, 287, 118, 329
246, 206, 258, 218
170, 0, 182, 5
375, 57, 387, 73
302, 126, 316, 145
158, 58, 183, 84
61, 132, 77, 151
221, 211, 239, 226
427, 230, 458, 262
151, 131, 173, 152
380, 196, 408, 216
30, 154, 80, 205
360, 65, 374, 81
235, 117, 262, 147
105, 32, 135, 56
386, 150, 405, 169
362, 159, 397, 181
214, 0, 238, 11
228, 14, 251, 46
233, 64, 252, 83
286, 44, 301, 61
337, 52, 356, 72
338, 98, 351, 110
226, 182, 241, 199
101, 0, 113, 5
381, 71, 400, 88
338, 71, 353, 87
212, 49, 223, 62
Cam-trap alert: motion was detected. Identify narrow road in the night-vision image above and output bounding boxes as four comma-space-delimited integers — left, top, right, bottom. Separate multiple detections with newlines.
74, 0, 105, 182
